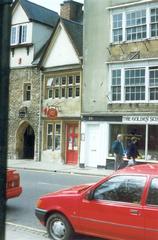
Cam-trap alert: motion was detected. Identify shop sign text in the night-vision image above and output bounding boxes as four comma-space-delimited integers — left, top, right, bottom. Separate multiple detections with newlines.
123, 116, 158, 124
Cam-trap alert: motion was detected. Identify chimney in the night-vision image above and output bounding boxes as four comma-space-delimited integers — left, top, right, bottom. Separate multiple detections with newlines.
60, 0, 83, 23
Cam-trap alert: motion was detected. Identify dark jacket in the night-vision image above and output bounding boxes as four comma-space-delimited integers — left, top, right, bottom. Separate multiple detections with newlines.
127, 142, 139, 159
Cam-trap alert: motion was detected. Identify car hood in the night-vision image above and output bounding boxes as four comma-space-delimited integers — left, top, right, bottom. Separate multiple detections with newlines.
45, 183, 94, 197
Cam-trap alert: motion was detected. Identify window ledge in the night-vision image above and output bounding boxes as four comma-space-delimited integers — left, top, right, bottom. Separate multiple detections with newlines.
10, 43, 33, 49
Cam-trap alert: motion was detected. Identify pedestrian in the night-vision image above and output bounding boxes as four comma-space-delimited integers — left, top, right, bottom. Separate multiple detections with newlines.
127, 137, 139, 166
112, 134, 125, 171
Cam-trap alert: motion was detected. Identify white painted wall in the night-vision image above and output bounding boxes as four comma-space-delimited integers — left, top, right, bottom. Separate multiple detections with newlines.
10, 47, 34, 68
43, 23, 80, 68
12, 3, 29, 24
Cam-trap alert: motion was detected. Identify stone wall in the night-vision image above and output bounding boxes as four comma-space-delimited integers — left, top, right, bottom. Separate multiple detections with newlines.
8, 67, 41, 160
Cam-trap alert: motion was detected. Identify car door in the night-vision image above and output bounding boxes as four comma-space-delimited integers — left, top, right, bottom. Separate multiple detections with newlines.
77, 175, 146, 240
144, 177, 158, 240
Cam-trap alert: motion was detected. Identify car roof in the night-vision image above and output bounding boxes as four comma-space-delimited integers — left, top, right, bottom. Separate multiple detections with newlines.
117, 164, 158, 176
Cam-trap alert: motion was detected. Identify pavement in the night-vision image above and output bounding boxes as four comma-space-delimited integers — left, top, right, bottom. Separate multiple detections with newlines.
6, 158, 114, 240
7, 158, 114, 176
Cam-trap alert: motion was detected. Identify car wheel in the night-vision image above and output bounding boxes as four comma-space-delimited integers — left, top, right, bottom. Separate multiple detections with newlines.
46, 213, 74, 240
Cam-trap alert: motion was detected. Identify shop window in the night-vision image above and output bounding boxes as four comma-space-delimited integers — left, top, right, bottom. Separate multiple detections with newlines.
46, 123, 61, 151
23, 83, 31, 101
109, 124, 145, 159
148, 125, 158, 160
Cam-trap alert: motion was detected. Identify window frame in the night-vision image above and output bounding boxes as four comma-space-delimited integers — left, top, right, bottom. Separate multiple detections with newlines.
23, 83, 31, 102
110, 64, 158, 104
146, 177, 158, 206
45, 74, 80, 100
111, 4, 158, 44
10, 24, 28, 45
46, 123, 61, 151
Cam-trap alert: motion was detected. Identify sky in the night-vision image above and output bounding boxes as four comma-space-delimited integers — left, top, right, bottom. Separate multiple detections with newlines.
30, 0, 84, 13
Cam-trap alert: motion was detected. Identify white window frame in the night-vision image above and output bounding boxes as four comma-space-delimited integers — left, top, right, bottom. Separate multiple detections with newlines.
109, 62, 158, 103
111, 3, 158, 44
10, 24, 28, 45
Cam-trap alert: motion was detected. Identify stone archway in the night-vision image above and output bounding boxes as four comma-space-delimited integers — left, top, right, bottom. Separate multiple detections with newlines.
16, 122, 35, 159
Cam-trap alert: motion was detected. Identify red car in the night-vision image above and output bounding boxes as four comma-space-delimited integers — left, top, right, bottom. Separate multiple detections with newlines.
7, 168, 22, 199
35, 164, 158, 240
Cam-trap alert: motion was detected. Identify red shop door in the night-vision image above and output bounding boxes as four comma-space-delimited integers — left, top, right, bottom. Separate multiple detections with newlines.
66, 124, 78, 164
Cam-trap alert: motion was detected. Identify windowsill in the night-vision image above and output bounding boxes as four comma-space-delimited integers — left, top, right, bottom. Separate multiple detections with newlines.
10, 43, 33, 49
110, 37, 158, 46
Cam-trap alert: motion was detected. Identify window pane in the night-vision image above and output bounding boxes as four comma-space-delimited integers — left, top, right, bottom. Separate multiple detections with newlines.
94, 175, 146, 203
147, 178, 158, 205
11, 27, 16, 44
112, 14, 123, 42
54, 135, 60, 150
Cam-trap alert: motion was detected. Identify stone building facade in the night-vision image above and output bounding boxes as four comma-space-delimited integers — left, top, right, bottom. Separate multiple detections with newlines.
8, 0, 59, 160
8, 67, 41, 160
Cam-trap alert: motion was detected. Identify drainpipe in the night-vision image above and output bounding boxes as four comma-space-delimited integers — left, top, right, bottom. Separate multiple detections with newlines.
37, 70, 43, 161
0, 1, 12, 239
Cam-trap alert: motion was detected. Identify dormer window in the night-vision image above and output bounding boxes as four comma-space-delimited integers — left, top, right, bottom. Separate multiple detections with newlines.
11, 24, 27, 45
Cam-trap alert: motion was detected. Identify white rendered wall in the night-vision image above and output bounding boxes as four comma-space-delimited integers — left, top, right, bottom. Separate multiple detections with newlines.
43, 24, 80, 68
12, 3, 29, 24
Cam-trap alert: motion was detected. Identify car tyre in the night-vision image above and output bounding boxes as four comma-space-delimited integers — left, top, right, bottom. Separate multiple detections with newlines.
46, 213, 74, 240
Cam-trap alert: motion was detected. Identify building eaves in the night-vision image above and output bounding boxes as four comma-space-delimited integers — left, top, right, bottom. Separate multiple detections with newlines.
107, 0, 158, 10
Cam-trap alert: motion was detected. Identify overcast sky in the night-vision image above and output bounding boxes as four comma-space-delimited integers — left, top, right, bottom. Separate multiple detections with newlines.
30, 0, 84, 13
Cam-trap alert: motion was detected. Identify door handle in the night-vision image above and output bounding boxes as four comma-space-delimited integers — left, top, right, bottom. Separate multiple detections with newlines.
130, 209, 139, 215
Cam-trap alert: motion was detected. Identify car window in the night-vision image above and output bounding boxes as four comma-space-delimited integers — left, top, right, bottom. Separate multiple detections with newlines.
93, 175, 146, 204
146, 178, 158, 206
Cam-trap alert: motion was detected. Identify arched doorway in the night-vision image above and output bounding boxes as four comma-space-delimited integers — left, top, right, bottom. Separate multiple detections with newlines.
16, 122, 35, 159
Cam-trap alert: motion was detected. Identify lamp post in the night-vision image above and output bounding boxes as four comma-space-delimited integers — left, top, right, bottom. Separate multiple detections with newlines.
0, 0, 12, 239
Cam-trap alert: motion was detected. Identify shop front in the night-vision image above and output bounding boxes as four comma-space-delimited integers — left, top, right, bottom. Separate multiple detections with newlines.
80, 115, 158, 170
109, 115, 158, 162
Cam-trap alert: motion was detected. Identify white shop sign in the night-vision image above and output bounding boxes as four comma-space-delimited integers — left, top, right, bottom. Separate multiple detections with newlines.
122, 116, 158, 124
